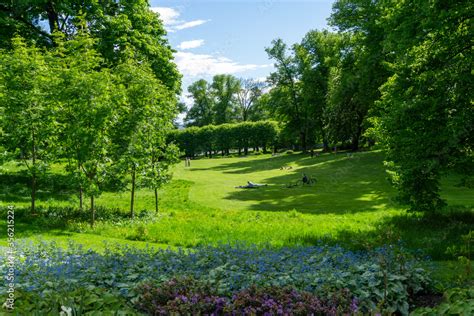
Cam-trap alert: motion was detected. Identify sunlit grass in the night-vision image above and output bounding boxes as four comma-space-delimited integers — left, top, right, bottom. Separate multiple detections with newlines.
1, 150, 473, 259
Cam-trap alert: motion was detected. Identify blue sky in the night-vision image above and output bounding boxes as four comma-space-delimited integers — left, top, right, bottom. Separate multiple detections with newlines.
149, 0, 335, 106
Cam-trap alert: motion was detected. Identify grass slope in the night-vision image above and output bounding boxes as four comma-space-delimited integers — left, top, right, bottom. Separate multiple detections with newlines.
1, 151, 473, 259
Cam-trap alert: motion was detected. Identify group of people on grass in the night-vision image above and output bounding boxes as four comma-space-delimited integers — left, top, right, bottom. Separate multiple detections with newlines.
236, 173, 312, 189
182, 157, 315, 189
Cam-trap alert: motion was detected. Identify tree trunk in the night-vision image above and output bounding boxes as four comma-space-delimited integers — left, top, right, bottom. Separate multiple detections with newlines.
322, 140, 329, 152
130, 165, 136, 219
238, 148, 241, 156
31, 130, 37, 213
79, 187, 83, 210
351, 136, 360, 151
244, 147, 248, 155
351, 126, 362, 151
320, 125, 329, 152
300, 131, 307, 153
46, 1, 59, 33
90, 195, 95, 228
77, 163, 83, 210
31, 174, 36, 213
154, 188, 159, 213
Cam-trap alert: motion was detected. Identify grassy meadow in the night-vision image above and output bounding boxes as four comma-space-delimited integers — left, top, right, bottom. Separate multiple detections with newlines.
1, 150, 473, 261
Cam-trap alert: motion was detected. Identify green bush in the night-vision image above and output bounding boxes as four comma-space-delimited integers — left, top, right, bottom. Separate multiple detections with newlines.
135, 278, 357, 315
168, 121, 279, 157
5, 286, 136, 315
411, 287, 474, 315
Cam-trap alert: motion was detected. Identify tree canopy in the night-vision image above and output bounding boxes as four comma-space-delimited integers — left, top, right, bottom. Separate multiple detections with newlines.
0, 1, 182, 220
0, 0, 181, 92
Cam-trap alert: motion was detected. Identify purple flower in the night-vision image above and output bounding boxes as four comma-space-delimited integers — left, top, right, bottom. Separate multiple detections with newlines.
350, 297, 359, 313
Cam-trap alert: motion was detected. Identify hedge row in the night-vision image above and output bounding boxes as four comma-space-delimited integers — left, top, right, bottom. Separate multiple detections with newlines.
168, 121, 279, 157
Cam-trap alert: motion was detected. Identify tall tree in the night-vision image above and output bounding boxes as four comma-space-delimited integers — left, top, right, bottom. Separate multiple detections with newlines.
295, 30, 342, 151
56, 32, 117, 226
329, 0, 390, 149
325, 34, 369, 150
211, 74, 241, 124
266, 39, 312, 151
185, 79, 214, 127
378, 0, 473, 212
111, 54, 178, 218
0, 37, 59, 213
236, 78, 265, 122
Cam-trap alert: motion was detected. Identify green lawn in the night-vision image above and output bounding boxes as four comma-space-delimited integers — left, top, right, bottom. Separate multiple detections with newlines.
1, 151, 473, 259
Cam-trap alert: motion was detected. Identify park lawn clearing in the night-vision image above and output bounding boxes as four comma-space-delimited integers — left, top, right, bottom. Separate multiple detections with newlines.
174, 150, 399, 213
1, 150, 473, 313
1, 150, 473, 255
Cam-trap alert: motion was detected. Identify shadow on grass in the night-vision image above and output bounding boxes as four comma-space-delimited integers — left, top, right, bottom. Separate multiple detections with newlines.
222, 152, 395, 214
286, 208, 474, 260
0, 205, 132, 239
0, 172, 76, 203
191, 152, 344, 174
3, 205, 472, 261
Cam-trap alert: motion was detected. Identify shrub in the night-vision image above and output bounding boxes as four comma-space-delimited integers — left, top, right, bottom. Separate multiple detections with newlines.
6, 286, 136, 315
136, 278, 356, 315
228, 285, 355, 315
168, 121, 279, 157
411, 287, 474, 315
136, 277, 227, 315
2, 242, 432, 314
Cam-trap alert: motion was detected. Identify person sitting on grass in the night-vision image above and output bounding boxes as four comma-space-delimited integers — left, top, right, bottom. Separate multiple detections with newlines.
236, 181, 268, 189
302, 174, 309, 184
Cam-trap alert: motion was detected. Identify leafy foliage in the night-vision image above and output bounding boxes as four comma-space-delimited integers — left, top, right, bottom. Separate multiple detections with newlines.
136, 278, 356, 315
185, 75, 265, 127
412, 287, 474, 316
1, 242, 433, 314
0, 0, 181, 92
228, 285, 354, 315
377, 0, 473, 212
136, 277, 228, 315
8, 286, 136, 315
169, 120, 279, 157
0, 37, 60, 212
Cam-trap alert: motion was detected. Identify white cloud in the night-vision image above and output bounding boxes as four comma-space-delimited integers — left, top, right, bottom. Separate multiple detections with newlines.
175, 20, 210, 31
177, 39, 205, 50
150, 7, 179, 25
174, 51, 271, 77
150, 7, 210, 32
